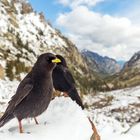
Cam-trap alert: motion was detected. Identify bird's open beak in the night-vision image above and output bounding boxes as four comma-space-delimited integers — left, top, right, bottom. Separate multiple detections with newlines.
52, 58, 61, 63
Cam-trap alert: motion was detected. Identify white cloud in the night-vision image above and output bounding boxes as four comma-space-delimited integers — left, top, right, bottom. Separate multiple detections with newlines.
57, 0, 104, 8
56, 6, 140, 61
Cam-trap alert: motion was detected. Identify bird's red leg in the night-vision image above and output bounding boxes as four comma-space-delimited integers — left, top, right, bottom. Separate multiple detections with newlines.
63, 92, 69, 97
18, 119, 23, 133
34, 117, 39, 125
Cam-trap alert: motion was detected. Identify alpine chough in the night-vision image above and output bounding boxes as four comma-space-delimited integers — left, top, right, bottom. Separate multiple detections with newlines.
53, 55, 100, 138
52, 55, 84, 109
0, 53, 61, 133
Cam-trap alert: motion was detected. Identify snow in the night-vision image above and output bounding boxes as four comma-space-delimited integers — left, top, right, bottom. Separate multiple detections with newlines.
0, 79, 92, 140
0, 97, 92, 140
128, 123, 140, 137
102, 132, 140, 140
100, 123, 140, 140
0, 79, 140, 140
84, 86, 140, 140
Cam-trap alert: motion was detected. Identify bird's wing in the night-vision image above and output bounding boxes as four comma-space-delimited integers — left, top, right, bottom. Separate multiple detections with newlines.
7, 77, 33, 113
63, 67, 76, 87
65, 69, 75, 84
68, 88, 84, 109
63, 68, 84, 109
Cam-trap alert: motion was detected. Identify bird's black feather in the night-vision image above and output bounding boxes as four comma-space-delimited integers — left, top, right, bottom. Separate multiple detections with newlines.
52, 55, 84, 109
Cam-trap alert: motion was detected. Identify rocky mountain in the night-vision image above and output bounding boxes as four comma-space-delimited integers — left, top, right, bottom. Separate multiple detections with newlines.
82, 49, 121, 75
123, 51, 140, 69
0, 0, 107, 94
106, 51, 140, 89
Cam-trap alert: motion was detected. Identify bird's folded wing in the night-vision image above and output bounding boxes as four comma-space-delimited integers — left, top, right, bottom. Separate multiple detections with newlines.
59, 66, 74, 87
7, 78, 33, 112
65, 68, 75, 85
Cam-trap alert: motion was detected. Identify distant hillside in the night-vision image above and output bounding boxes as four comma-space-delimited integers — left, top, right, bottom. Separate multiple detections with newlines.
105, 51, 140, 89
82, 49, 121, 75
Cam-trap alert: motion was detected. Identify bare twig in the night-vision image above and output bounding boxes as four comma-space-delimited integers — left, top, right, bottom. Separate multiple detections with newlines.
88, 117, 101, 140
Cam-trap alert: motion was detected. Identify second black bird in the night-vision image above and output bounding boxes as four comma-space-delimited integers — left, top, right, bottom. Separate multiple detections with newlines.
52, 55, 84, 109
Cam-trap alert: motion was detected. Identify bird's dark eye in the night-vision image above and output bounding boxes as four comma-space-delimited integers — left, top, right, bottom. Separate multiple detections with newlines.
46, 56, 56, 63
45, 57, 50, 62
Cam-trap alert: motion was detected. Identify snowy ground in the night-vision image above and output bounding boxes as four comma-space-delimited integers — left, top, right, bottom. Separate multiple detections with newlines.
84, 86, 140, 140
0, 79, 92, 140
0, 79, 140, 140
0, 96, 92, 140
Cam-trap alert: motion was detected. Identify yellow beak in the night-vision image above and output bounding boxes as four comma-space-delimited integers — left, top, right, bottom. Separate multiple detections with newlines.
52, 58, 61, 63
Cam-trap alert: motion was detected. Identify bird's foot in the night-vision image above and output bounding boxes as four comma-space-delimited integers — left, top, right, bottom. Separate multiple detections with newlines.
19, 125, 24, 133
18, 119, 24, 133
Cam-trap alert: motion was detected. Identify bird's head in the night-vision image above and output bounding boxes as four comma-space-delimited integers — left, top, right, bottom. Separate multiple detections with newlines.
35, 53, 61, 71
55, 55, 67, 67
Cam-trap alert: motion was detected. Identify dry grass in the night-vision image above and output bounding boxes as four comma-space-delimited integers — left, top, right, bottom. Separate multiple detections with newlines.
90, 95, 114, 109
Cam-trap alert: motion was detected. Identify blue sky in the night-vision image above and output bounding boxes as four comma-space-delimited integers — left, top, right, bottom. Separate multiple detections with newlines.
28, 0, 140, 61
94, 0, 134, 14
28, 0, 70, 24
28, 0, 140, 25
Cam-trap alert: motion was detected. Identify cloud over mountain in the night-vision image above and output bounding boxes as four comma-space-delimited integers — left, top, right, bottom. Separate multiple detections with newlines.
56, 6, 140, 61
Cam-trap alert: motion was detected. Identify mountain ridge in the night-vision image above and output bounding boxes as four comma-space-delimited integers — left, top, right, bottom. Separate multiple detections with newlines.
123, 51, 140, 69
105, 50, 140, 89
82, 49, 121, 75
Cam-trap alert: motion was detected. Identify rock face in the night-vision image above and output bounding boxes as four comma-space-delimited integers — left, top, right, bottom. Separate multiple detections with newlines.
82, 50, 121, 75
123, 51, 140, 69
0, 0, 106, 93
0, 65, 5, 79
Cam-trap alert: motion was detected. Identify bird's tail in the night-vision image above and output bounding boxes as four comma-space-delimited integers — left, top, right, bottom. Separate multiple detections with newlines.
68, 87, 84, 109
0, 113, 14, 127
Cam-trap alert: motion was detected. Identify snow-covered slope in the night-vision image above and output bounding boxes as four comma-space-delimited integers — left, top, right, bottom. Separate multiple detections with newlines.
0, 0, 99, 94
0, 0, 75, 66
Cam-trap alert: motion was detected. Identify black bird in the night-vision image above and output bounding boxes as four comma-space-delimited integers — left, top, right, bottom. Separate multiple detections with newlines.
52, 55, 101, 138
0, 53, 61, 133
52, 55, 84, 109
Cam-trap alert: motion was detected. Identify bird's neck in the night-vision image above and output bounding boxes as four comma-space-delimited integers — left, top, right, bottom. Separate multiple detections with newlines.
35, 71, 52, 79
32, 67, 52, 81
